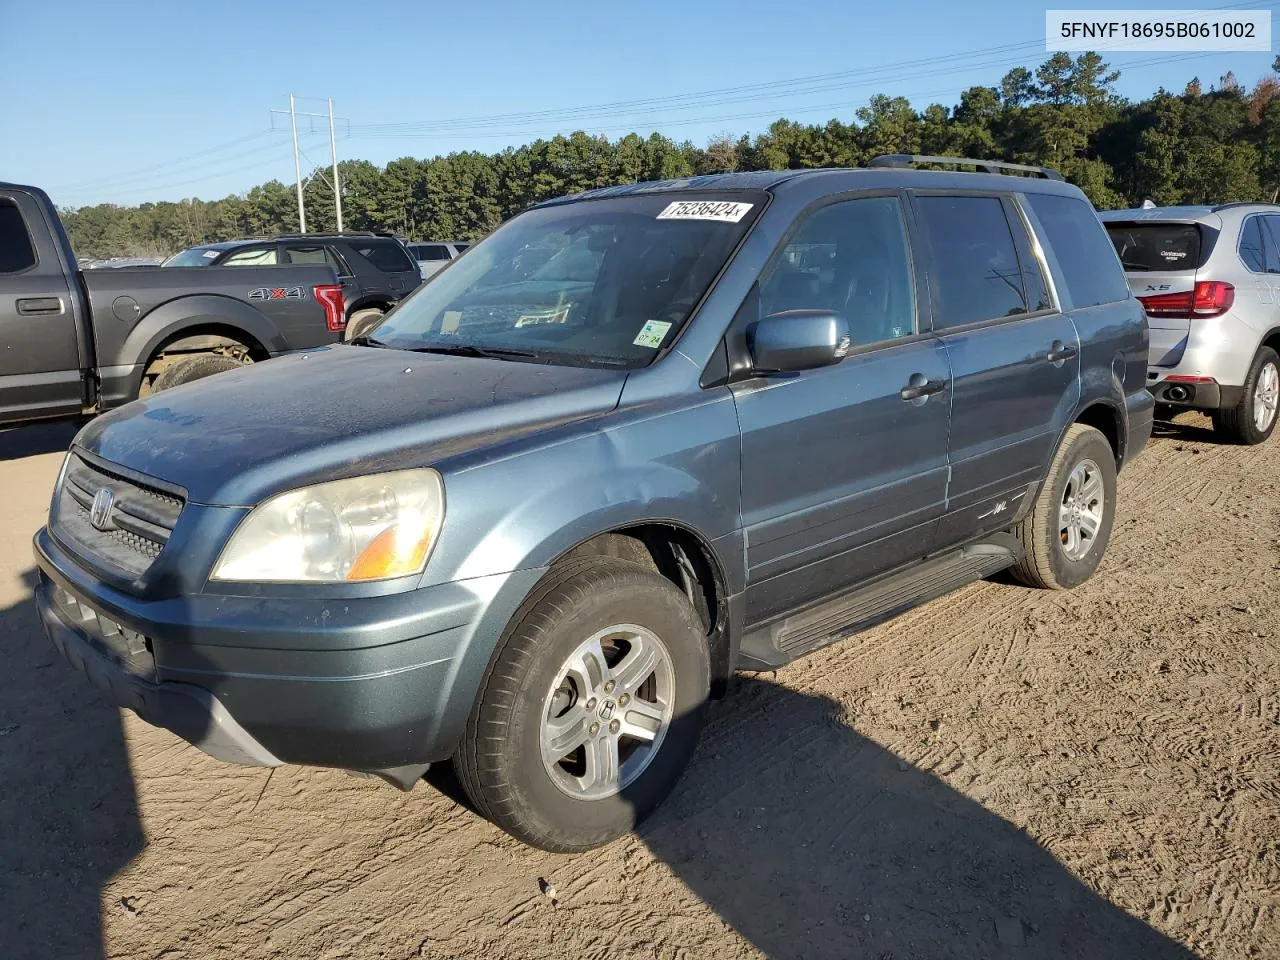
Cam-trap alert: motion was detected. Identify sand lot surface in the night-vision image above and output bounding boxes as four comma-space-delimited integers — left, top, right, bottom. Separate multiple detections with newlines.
2, 413, 1277, 960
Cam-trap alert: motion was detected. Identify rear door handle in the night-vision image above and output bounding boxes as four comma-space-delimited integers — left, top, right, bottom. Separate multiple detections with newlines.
899, 375, 948, 402
16, 297, 64, 316
1046, 341, 1078, 363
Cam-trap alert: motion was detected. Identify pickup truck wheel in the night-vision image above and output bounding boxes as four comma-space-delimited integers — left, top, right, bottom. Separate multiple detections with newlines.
344, 308, 384, 342
1212, 347, 1279, 445
150, 354, 246, 393
453, 558, 709, 852
1009, 423, 1116, 590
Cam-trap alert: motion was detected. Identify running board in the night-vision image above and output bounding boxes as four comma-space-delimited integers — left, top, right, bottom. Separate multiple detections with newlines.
737, 535, 1022, 669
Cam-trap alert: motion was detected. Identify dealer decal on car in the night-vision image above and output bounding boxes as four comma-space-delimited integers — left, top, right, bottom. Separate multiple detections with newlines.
656, 200, 753, 222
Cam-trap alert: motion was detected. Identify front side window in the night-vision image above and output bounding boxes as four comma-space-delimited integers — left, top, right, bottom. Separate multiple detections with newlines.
163, 246, 221, 267
758, 196, 916, 346
221, 246, 278, 267
371, 191, 764, 368
915, 195, 1029, 328
0, 200, 37, 273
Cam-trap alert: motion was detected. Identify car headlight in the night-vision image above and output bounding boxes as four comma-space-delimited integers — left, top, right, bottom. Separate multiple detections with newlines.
211, 469, 445, 583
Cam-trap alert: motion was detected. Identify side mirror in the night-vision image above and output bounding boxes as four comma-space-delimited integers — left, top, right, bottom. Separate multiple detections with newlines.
747, 310, 851, 374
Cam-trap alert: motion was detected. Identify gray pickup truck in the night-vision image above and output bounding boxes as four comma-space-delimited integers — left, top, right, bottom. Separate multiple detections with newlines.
0, 182, 347, 427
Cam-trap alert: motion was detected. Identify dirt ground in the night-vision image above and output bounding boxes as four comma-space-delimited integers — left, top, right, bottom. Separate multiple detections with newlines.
1, 412, 1277, 960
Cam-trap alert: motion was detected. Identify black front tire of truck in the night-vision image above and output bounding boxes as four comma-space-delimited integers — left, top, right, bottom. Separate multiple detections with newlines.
453, 558, 710, 853
344, 308, 385, 342
1211, 346, 1279, 446
150, 354, 246, 393
1009, 423, 1117, 590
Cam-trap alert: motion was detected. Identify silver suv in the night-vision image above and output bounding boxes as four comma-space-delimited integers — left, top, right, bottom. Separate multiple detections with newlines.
406, 241, 469, 280
1101, 204, 1280, 444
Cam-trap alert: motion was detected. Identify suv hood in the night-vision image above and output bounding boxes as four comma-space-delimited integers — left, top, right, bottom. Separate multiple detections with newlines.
76, 346, 628, 505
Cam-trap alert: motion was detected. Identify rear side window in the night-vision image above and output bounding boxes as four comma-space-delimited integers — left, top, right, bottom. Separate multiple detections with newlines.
283, 244, 345, 274
1240, 216, 1280, 274
915, 195, 1028, 328
0, 199, 37, 273
352, 239, 417, 272
1104, 222, 1201, 272
1024, 193, 1129, 308
221, 246, 278, 267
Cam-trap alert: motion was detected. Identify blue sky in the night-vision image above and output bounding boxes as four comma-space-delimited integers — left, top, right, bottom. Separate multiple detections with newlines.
2, 0, 1274, 209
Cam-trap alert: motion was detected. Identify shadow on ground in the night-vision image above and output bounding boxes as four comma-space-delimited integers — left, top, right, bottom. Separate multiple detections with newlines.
1152, 410, 1218, 444
0, 422, 80, 461
634, 677, 1195, 960
0, 568, 144, 960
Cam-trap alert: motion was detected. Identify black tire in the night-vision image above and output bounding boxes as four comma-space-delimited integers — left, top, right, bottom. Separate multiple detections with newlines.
1010, 423, 1117, 590
150, 353, 245, 393
453, 558, 709, 853
1211, 346, 1279, 446
344, 308, 385, 342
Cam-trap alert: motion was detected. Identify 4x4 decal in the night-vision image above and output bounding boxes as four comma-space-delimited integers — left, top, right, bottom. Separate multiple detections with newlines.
248, 286, 304, 301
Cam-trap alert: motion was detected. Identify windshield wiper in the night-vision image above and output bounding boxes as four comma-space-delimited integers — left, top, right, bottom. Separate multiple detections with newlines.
408, 344, 537, 361
347, 335, 389, 347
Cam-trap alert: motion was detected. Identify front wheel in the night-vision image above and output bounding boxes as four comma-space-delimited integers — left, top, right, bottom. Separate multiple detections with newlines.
1212, 346, 1279, 445
453, 558, 709, 852
1010, 423, 1117, 590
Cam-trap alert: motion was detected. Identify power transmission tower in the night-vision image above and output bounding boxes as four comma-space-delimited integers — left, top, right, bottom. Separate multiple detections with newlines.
271, 96, 351, 233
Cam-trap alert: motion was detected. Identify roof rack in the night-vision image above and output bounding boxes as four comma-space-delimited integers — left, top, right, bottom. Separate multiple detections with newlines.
868, 154, 1064, 181
1211, 201, 1280, 213
272, 230, 383, 240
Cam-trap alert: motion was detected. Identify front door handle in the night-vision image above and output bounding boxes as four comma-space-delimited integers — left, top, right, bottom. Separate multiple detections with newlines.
16, 297, 64, 316
1046, 340, 1078, 363
899, 375, 948, 402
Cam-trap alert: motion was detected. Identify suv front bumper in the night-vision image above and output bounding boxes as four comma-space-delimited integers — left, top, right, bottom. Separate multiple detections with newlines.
33, 527, 545, 775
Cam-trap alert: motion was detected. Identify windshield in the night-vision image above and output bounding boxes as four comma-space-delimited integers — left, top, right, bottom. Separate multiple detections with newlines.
162, 246, 222, 267
370, 192, 764, 368
1104, 222, 1203, 272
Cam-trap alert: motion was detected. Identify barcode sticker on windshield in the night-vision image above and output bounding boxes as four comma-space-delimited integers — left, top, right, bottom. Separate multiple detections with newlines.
657, 200, 753, 222
202, 250, 219, 258
633, 319, 672, 349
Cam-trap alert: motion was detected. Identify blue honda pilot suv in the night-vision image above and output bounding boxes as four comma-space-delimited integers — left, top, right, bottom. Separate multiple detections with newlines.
35, 156, 1154, 852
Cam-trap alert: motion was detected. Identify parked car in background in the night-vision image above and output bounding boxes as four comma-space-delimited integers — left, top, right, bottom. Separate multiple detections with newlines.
165, 232, 423, 341
0, 182, 346, 427
35, 157, 1153, 853
1101, 203, 1280, 444
406, 241, 469, 280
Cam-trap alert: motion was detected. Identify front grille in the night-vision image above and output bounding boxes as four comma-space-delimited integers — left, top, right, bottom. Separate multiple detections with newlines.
53, 454, 184, 578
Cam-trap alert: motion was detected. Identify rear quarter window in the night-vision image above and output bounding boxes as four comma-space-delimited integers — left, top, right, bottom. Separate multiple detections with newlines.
0, 199, 37, 273
351, 240, 417, 273
1025, 194, 1130, 308
1103, 221, 1203, 273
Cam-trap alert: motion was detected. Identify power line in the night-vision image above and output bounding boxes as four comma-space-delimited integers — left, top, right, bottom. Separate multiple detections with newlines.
53, 132, 274, 192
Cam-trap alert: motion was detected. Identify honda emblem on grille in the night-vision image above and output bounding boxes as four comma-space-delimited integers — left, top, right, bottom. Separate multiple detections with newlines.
89, 487, 115, 530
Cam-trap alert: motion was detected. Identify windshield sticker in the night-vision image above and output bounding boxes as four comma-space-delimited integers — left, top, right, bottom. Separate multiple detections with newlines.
202, 249, 219, 258
633, 319, 672, 349
441, 310, 462, 334
656, 200, 753, 223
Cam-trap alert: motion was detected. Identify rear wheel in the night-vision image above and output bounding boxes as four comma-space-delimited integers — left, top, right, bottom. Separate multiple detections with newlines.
453, 558, 709, 852
1010, 423, 1117, 590
344, 308, 385, 342
1212, 346, 1279, 445
149, 353, 245, 393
